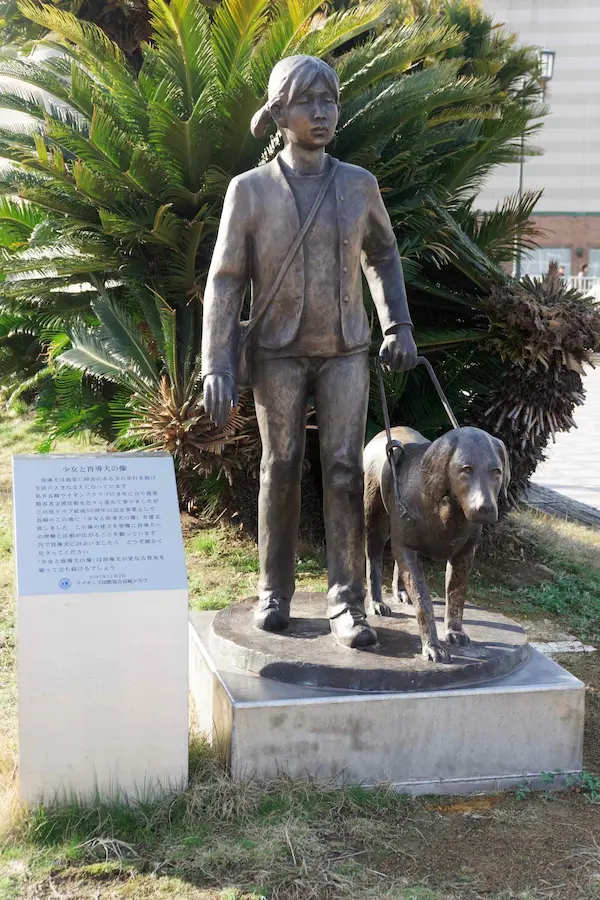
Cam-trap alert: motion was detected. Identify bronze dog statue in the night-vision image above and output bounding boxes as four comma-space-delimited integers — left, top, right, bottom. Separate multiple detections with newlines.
364, 426, 510, 662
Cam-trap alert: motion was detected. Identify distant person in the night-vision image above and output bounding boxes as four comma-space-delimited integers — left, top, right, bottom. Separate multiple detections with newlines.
557, 265, 565, 277
577, 263, 589, 277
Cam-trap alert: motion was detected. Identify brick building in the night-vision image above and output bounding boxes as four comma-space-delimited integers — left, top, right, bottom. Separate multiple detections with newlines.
479, 0, 600, 277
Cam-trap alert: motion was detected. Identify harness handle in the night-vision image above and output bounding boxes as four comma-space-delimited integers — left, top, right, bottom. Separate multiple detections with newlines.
415, 356, 459, 430
374, 355, 460, 522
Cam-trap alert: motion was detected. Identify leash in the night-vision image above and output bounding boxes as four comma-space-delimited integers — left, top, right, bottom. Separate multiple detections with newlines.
374, 355, 459, 522
415, 356, 459, 430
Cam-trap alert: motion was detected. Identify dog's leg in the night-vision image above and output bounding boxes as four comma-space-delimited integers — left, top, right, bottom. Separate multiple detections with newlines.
393, 543, 450, 663
445, 542, 477, 646
392, 561, 410, 605
365, 503, 391, 617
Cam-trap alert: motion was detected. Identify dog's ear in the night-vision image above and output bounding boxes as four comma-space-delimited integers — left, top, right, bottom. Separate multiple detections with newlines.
493, 437, 511, 501
421, 431, 458, 503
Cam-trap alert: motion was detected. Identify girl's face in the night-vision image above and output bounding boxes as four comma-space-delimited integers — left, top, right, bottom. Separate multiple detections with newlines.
274, 74, 339, 150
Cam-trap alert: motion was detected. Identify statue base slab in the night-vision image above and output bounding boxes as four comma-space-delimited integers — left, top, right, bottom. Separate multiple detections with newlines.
210, 593, 529, 692
190, 609, 584, 794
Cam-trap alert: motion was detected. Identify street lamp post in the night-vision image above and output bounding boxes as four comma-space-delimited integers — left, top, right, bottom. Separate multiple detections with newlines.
540, 49, 556, 84
515, 49, 555, 280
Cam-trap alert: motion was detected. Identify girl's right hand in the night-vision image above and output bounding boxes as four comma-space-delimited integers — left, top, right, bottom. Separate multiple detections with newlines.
202, 373, 238, 426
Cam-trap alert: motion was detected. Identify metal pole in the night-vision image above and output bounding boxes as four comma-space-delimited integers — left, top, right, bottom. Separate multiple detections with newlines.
515, 127, 525, 280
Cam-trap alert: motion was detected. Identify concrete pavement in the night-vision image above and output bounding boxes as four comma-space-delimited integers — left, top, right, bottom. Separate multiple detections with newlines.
532, 365, 600, 511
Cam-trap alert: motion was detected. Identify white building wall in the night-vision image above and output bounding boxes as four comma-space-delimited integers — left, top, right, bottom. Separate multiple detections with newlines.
479, 0, 600, 214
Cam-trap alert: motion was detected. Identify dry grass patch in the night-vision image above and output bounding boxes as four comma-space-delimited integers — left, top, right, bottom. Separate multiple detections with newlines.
4, 750, 600, 899
506, 508, 600, 570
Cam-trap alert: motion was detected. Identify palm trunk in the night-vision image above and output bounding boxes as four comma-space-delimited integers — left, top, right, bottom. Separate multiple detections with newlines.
78, 0, 151, 71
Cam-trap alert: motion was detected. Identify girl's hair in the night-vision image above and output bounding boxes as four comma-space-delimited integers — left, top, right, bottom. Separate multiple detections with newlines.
250, 55, 340, 138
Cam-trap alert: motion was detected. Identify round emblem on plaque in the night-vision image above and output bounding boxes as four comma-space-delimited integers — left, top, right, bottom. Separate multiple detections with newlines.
59, 578, 72, 590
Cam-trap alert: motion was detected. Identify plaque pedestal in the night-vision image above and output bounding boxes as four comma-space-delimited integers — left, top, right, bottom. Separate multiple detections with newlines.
190, 610, 584, 794
19, 590, 189, 804
13, 453, 189, 805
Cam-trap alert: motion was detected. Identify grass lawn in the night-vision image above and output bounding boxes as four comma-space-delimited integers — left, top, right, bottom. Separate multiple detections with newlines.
2, 414, 600, 899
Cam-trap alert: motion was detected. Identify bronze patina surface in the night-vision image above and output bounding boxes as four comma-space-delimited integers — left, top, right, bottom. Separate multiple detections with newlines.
210, 592, 529, 693
202, 55, 418, 649
365, 426, 510, 663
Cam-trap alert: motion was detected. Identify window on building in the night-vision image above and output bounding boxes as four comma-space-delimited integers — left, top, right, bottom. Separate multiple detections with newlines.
589, 249, 600, 277
520, 247, 571, 277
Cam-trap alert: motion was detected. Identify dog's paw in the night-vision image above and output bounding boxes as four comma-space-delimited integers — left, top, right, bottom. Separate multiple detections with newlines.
373, 600, 392, 617
445, 629, 470, 646
422, 641, 451, 663
365, 600, 392, 617
394, 589, 411, 605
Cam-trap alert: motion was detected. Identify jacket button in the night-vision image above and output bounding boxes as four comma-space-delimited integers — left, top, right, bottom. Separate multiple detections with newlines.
343, 294, 349, 302
343, 239, 348, 245
340, 196, 344, 201
343, 266, 348, 273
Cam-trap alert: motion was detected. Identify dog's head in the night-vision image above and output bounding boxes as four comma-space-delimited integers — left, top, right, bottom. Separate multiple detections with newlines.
422, 427, 510, 525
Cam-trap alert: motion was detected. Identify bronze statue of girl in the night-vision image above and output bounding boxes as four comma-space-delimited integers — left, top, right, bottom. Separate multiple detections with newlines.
202, 55, 417, 648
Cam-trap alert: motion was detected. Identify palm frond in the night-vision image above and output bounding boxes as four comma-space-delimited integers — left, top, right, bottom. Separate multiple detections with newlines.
59, 329, 153, 395
414, 326, 487, 350
5, 365, 52, 408
338, 19, 462, 98
460, 190, 544, 264
18, 0, 148, 134
148, 0, 216, 117
294, 1, 388, 58
90, 287, 161, 387
211, 0, 271, 89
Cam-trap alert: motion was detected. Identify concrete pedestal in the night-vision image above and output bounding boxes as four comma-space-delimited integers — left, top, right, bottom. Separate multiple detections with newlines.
190, 611, 584, 794
19, 590, 189, 805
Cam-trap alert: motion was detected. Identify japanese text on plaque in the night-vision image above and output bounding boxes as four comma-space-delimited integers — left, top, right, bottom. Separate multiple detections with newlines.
35, 465, 164, 589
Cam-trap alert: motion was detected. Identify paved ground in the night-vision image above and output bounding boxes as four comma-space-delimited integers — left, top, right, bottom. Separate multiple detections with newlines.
532, 365, 600, 510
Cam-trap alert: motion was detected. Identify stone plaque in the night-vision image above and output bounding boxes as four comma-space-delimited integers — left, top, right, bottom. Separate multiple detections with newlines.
13, 452, 187, 596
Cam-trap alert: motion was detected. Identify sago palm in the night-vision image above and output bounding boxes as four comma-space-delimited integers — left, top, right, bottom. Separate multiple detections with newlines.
0, 0, 550, 497
0, 0, 150, 63
60, 281, 258, 476
0, 195, 83, 406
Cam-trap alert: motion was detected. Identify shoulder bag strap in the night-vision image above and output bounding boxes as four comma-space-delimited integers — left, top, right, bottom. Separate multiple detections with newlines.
242, 158, 338, 340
